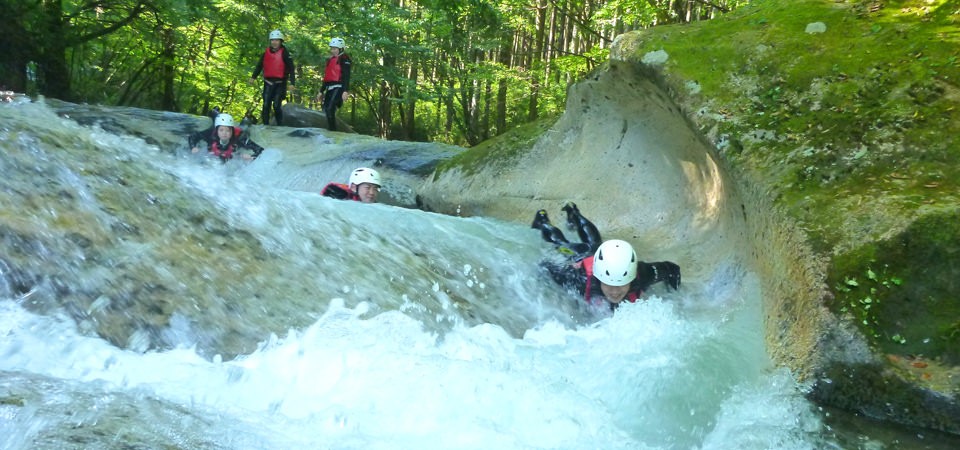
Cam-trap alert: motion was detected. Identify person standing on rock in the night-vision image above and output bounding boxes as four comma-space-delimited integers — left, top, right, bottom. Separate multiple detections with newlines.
316, 37, 352, 132
248, 29, 296, 126
321, 167, 380, 203
532, 203, 681, 311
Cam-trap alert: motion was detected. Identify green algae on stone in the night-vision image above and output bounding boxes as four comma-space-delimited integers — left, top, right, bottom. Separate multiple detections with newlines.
433, 116, 558, 179
829, 209, 960, 364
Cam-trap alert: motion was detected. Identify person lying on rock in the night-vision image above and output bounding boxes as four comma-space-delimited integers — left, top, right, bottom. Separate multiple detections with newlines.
321, 167, 381, 203
188, 112, 264, 162
532, 203, 681, 311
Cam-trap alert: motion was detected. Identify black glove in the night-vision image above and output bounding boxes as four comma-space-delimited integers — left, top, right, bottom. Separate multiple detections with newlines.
637, 261, 681, 291
322, 184, 350, 200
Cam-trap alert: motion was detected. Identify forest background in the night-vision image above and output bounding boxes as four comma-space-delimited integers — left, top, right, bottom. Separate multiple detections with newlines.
2, 0, 746, 145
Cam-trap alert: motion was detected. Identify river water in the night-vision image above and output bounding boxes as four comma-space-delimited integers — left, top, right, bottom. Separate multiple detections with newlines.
1, 97, 956, 449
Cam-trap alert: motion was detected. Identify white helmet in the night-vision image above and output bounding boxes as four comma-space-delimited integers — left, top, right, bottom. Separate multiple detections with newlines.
349, 167, 381, 187
269, 30, 284, 40
213, 113, 235, 128
593, 240, 637, 286
329, 37, 345, 48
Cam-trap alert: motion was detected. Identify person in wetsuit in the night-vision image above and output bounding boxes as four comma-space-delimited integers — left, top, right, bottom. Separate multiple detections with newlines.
532, 203, 681, 311
317, 37, 352, 131
188, 112, 264, 162
248, 29, 296, 126
321, 167, 381, 203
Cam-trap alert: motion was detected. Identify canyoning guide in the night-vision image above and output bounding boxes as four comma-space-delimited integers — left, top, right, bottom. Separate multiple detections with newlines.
248, 29, 296, 126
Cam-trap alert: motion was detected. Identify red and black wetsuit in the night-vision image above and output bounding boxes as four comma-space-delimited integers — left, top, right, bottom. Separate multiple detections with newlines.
251, 45, 296, 125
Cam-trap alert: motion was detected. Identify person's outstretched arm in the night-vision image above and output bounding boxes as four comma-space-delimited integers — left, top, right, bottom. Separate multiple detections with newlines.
237, 130, 264, 158
540, 260, 587, 295
321, 183, 350, 200
188, 127, 213, 150
250, 52, 264, 82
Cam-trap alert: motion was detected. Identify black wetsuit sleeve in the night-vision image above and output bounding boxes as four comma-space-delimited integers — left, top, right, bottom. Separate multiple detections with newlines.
283, 47, 296, 85
237, 130, 264, 157
321, 184, 350, 200
188, 127, 213, 148
340, 55, 351, 91
540, 260, 587, 295
251, 51, 264, 79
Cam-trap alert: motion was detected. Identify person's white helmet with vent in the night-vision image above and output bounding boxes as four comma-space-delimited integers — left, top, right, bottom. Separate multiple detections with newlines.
329, 37, 345, 48
349, 167, 380, 186
269, 30, 284, 40
214, 113, 234, 128
593, 240, 637, 286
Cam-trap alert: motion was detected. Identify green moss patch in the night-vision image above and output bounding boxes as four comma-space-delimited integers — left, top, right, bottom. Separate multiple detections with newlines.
618, 0, 960, 373
623, 0, 960, 252
433, 115, 558, 179
828, 209, 960, 363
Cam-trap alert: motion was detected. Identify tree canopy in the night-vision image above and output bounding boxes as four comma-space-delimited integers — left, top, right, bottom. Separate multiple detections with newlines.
4, 0, 748, 144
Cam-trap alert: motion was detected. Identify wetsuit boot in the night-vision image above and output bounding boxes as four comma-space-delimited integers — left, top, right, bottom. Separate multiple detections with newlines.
561, 202, 602, 254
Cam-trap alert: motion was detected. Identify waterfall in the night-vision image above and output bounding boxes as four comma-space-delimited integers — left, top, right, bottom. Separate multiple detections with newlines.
0, 96, 874, 449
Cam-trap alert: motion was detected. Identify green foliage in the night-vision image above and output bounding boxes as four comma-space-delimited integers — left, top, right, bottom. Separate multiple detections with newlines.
833, 264, 904, 343
21, 0, 750, 144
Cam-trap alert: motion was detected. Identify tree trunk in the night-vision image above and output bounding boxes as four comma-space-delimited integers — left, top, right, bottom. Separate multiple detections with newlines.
528, 0, 548, 121
0, 0, 31, 92
39, 0, 72, 100
495, 41, 511, 136
481, 75, 491, 142
378, 52, 396, 139
402, 61, 418, 140
378, 78, 392, 139
160, 26, 177, 111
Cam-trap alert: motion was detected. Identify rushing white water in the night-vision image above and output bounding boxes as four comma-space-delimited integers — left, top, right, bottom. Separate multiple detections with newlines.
0, 97, 846, 449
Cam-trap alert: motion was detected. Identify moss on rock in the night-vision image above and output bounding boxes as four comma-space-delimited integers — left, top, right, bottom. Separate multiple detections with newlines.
829, 209, 960, 364
608, 0, 960, 435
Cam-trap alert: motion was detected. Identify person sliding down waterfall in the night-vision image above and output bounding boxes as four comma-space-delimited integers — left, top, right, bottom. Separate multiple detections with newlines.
187, 112, 264, 162
532, 203, 681, 311
321, 167, 381, 203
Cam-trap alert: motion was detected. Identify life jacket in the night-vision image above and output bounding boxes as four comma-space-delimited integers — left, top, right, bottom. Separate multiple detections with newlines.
209, 128, 243, 160
262, 47, 287, 79
324, 54, 347, 83
321, 182, 360, 201
579, 256, 641, 306
210, 141, 236, 160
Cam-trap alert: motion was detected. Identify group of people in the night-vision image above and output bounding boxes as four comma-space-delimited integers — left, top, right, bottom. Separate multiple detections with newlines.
317, 172, 682, 312
185, 29, 680, 311
315, 165, 681, 312
246, 30, 352, 130
187, 29, 353, 162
